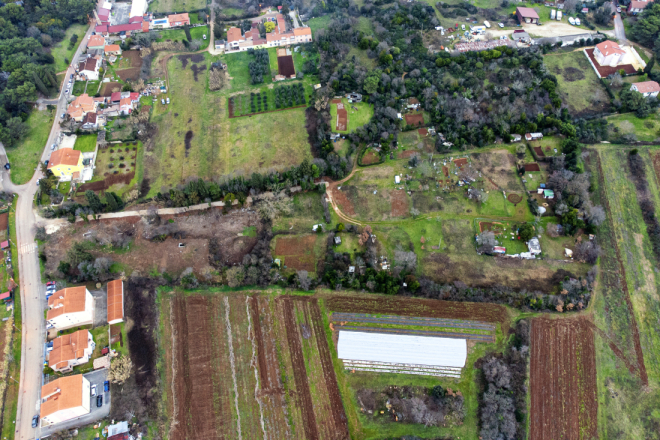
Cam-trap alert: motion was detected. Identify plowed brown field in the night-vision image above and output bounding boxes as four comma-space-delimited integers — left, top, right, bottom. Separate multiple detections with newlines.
326, 295, 510, 333
530, 317, 597, 440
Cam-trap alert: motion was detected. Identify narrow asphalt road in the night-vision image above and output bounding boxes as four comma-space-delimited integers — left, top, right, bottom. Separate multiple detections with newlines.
9, 22, 95, 440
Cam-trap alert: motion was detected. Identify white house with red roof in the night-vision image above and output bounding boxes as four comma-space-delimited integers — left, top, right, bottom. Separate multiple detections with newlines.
593, 40, 627, 67
631, 80, 660, 98
225, 14, 313, 53
629, 0, 654, 14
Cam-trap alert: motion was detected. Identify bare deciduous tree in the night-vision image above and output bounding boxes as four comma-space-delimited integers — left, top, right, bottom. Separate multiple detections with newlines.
108, 355, 133, 385
297, 270, 312, 290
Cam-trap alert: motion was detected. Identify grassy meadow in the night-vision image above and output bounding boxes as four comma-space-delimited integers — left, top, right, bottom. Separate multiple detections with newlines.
7, 109, 54, 184
50, 24, 87, 72
148, 0, 207, 13
330, 98, 374, 133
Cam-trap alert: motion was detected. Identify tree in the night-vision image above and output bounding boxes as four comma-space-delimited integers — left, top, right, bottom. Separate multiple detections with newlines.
85, 190, 104, 212
574, 240, 601, 264
264, 21, 276, 33
281, 3, 290, 15
476, 230, 497, 253
518, 223, 534, 242
108, 355, 133, 385
336, 223, 345, 232
586, 205, 606, 226
226, 266, 245, 287
645, 56, 656, 74
298, 270, 312, 290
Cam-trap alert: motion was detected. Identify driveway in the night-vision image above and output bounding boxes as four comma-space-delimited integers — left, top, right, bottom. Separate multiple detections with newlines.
39, 369, 110, 437
13, 22, 96, 440
91, 290, 108, 327
487, 21, 614, 39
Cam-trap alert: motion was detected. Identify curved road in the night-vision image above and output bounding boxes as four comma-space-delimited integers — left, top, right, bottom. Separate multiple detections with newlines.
6, 22, 94, 440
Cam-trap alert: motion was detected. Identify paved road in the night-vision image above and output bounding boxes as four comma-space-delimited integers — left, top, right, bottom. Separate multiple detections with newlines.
612, 1, 627, 43
8, 22, 95, 440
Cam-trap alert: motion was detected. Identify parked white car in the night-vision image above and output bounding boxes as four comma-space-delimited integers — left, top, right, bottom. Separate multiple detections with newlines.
203, 34, 207, 40
575, 17, 581, 25
484, 20, 491, 28
498, 22, 504, 28
461, 24, 465, 30
568, 16, 576, 25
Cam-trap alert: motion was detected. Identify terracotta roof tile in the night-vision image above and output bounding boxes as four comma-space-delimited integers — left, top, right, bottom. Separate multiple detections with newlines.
40, 375, 84, 418
49, 330, 90, 369
595, 40, 625, 56
633, 80, 660, 93
107, 280, 124, 323
46, 286, 88, 320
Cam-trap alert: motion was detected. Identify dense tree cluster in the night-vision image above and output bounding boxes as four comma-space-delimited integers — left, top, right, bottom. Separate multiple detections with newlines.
628, 150, 660, 262
0, 0, 94, 146
274, 83, 306, 108
631, 3, 660, 56
41, 190, 125, 221
247, 48, 269, 84
478, 320, 530, 440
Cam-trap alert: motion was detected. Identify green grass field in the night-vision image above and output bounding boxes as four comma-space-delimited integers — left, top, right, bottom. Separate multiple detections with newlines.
543, 51, 611, 115
149, 0, 207, 13
147, 52, 311, 195
307, 16, 332, 36
50, 24, 87, 73
225, 50, 273, 91
330, 98, 374, 133
190, 25, 209, 40
587, 147, 660, 439
74, 134, 97, 153
7, 110, 53, 185
606, 111, 660, 142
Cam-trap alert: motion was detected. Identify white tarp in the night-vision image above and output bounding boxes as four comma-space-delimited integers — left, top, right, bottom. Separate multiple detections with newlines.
337, 331, 467, 367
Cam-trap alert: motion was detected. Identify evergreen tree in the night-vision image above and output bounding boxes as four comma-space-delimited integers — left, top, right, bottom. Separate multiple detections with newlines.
85, 190, 104, 212
31, 71, 49, 96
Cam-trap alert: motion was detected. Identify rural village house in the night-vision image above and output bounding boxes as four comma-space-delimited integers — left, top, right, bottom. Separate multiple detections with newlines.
628, 0, 653, 14
630, 80, 660, 98
40, 375, 91, 426
48, 148, 84, 181
77, 57, 99, 81
104, 44, 122, 56
48, 329, 95, 373
525, 132, 543, 141
168, 12, 190, 27
81, 112, 98, 130
67, 94, 97, 121
593, 40, 627, 67
225, 14, 312, 53
87, 34, 106, 51
46, 286, 94, 330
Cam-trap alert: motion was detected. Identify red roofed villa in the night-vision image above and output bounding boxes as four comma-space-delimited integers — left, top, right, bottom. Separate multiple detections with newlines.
515, 7, 539, 24
631, 80, 660, 98
593, 40, 627, 67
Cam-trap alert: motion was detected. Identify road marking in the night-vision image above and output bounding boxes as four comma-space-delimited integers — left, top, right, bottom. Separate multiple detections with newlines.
19, 243, 37, 255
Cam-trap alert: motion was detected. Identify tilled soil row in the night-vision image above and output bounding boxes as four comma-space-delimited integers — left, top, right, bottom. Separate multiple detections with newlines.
281, 297, 320, 440
530, 317, 597, 440
326, 296, 510, 333
594, 151, 648, 385
308, 300, 350, 439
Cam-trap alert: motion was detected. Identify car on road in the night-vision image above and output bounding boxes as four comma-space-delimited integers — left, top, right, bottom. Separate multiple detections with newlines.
51, 144, 56, 150
4, 163, 10, 170
96, 395, 103, 407
104, 381, 109, 392
617, 6, 621, 11
498, 22, 504, 28
44, 160, 49, 166
46, 281, 56, 286
32, 415, 39, 428
61, 113, 65, 119
91, 384, 97, 396
36, 179, 40, 185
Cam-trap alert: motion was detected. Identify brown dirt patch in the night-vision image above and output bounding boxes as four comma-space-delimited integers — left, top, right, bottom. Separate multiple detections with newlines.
275, 235, 316, 255
277, 55, 295, 77
442, 166, 449, 177
116, 68, 140, 81
533, 146, 546, 157
530, 317, 597, 440
331, 99, 342, 104
178, 53, 204, 68
0, 212, 8, 231
99, 81, 123, 97
78, 171, 135, 192
399, 150, 418, 159
418, 128, 428, 136
333, 188, 356, 216
524, 163, 541, 172
479, 221, 504, 234
361, 150, 380, 165
121, 50, 142, 69
191, 64, 207, 82
562, 66, 585, 82
184, 130, 193, 157
507, 193, 523, 204
336, 106, 347, 131
391, 189, 408, 217
326, 295, 510, 333
404, 113, 424, 126
453, 158, 468, 168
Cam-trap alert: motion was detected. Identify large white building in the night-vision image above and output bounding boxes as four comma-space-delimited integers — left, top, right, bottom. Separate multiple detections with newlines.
47, 286, 94, 330
337, 330, 467, 377
40, 375, 91, 426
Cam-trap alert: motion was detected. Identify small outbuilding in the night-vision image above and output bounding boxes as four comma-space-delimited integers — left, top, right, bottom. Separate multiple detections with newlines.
334, 236, 342, 245
543, 189, 555, 199
527, 237, 542, 255
516, 7, 540, 24
395, 175, 401, 184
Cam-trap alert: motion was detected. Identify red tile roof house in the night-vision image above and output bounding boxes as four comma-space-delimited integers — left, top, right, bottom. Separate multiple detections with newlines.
629, 0, 653, 14
593, 40, 627, 67
168, 12, 190, 27
81, 112, 98, 130
40, 375, 91, 426
96, 22, 144, 36
46, 286, 94, 331
119, 97, 134, 115
87, 34, 106, 51
631, 80, 660, 98
77, 57, 99, 81
104, 44, 122, 56
516, 7, 540, 24
48, 329, 95, 373
107, 279, 124, 325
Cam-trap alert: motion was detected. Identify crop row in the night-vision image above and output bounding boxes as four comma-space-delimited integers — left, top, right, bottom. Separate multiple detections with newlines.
330, 312, 495, 330
338, 326, 495, 342
343, 360, 462, 378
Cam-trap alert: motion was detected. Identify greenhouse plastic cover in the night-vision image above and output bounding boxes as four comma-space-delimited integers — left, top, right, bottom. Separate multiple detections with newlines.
337, 331, 467, 367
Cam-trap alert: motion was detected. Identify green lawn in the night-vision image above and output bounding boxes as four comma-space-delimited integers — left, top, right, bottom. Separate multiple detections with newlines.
72, 80, 86, 95
307, 16, 332, 37
606, 111, 660, 142
74, 134, 97, 153
50, 24, 87, 73
543, 50, 611, 115
225, 50, 272, 91
148, 0, 207, 13
156, 28, 187, 42
190, 25, 209, 41
7, 110, 53, 184
330, 98, 374, 133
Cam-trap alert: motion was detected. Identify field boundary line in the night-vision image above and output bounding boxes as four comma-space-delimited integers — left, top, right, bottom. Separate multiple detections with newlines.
223, 296, 243, 440
167, 299, 179, 438
245, 297, 267, 440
